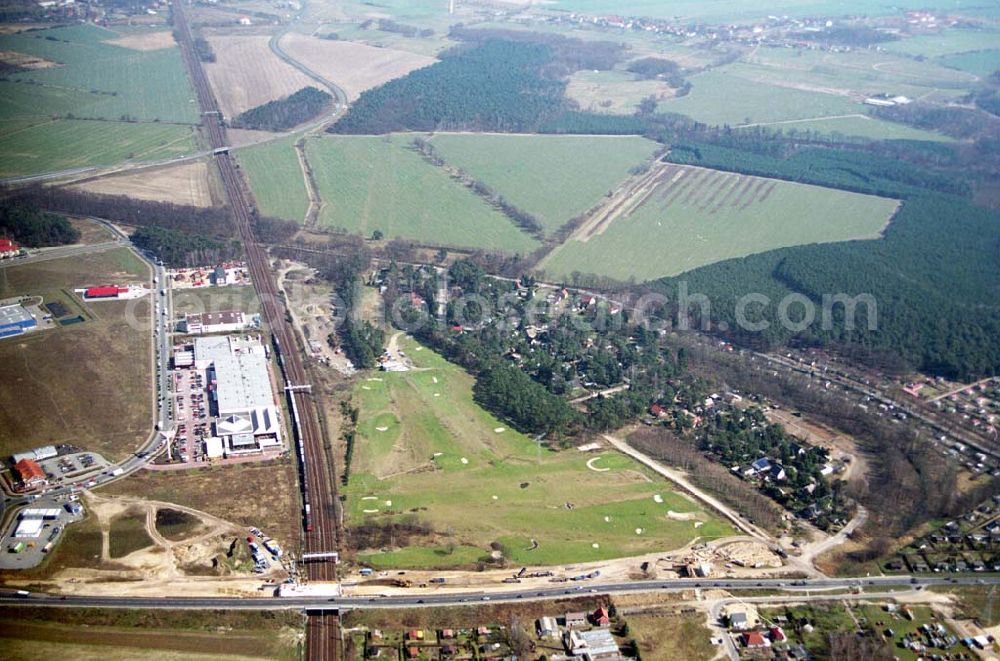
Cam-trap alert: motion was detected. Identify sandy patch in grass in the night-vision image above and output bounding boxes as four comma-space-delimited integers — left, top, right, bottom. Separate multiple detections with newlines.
71, 161, 215, 208
107, 30, 177, 51
204, 35, 314, 118
281, 34, 436, 101
0, 50, 59, 69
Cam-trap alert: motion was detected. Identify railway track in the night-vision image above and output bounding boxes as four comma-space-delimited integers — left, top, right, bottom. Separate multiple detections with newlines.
171, 1, 340, 657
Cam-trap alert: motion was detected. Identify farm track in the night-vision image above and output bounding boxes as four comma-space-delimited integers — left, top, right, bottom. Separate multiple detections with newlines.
171, 2, 340, 658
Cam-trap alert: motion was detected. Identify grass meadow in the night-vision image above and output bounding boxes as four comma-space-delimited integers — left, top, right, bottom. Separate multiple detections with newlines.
307, 135, 540, 252
237, 137, 310, 222
0, 23, 199, 177
429, 133, 659, 235
0, 248, 152, 462
0, 119, 197, 177
345, 336, 733, 568
539, 163, 898, 282
938, 50, 1000, 77
884, 27, 1000, 58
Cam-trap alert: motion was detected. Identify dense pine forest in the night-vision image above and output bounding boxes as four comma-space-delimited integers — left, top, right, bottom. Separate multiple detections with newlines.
656, 144, 1000, 380
232, 86, 332, 132
0, 201, 79, 247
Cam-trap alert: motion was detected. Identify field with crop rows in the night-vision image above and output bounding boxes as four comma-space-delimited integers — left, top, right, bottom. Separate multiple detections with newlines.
539, 162, 898, 282
307, 135, 540, 252
429, 134, 659, 235
345, 336, 734, 568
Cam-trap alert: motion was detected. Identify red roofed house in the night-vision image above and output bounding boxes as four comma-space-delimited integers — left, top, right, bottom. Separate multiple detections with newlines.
0, 238, 19, 258
406, 647, 420, 659
650, 404, 668, 418
591, 606, 611, 626
14, 459, 46, 489
743, 631, 769, 649
770, 626, 786, 642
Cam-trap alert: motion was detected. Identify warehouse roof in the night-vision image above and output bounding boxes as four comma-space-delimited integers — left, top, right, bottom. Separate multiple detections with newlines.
212, 352, 273, 414
0, 304, 33, 327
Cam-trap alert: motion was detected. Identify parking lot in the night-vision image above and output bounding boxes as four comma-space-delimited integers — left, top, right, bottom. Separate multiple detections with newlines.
164, 365, 211, 464
36, 451, 112, 488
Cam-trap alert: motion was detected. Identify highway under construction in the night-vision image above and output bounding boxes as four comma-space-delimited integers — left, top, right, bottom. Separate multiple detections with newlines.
171, 1, 342, 657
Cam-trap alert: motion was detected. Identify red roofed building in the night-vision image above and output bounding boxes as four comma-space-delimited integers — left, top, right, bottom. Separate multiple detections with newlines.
85, 285, 128, 299
650, 404, 668, 418
14, 459, 46, 489
742, 631, 769, 648
770, 626, 786, 642
0, 238, 19, 258
591, 606, 611, 626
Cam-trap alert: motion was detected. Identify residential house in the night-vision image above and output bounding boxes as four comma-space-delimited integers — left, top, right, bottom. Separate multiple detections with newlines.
591, 606, 610, 626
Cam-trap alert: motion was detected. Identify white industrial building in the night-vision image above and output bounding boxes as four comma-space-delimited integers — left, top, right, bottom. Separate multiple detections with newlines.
14, 508, 61, 538
11, 445, 57, 464
180, 310, 249, 335
190, 336, 283, 457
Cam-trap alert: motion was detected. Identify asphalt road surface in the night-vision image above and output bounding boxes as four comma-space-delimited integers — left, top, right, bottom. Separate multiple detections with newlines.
2, 575, 997, 611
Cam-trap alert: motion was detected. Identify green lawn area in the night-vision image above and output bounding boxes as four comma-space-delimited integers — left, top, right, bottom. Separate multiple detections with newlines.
0, 119, 197, 177
237, 137, 310, 222
428, 134, 659, 235
306, 135, 540, 253
538, 163, 898, 282
0, 23, 199, 123
347, 335, 734, 568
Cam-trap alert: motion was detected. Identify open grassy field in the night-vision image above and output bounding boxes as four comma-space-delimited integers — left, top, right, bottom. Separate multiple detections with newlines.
938, 49, 1000, 77
237, 137, 310, 222
281, 34, 436, 101
545, 0, 987, 22
306, 135, 540, 252
538, 162, 898, 282
0, 23, 199, 177
656, 67, 949, 141
629, 612, 716, 661
0, 119, 197, 178
102, 459, 302, 549
885, 27, 1000, 59
0, 608, 303, 661
345, 335, 734, 568
566, 69, 676, 114
0, 248, 152, 462
172, 285, 261, 318
0, 23, 199, 123
428, 134, 659, 235
108, 508, 156, 559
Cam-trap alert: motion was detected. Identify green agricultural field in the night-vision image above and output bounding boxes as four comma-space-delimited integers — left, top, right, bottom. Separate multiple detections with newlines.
306, 135, 540, 252
345, 335, 734, 569
237, 138, 309, 222
172, 285, 261, 318
545, 0, 975, 22
429, 134, 659, 235
0, 24, 199, 123
656, 67, 948, 141
885, 28, 1000, 59
538, 163, 898, 282
0, 119, 197, 178
938, 50, 1000, 77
